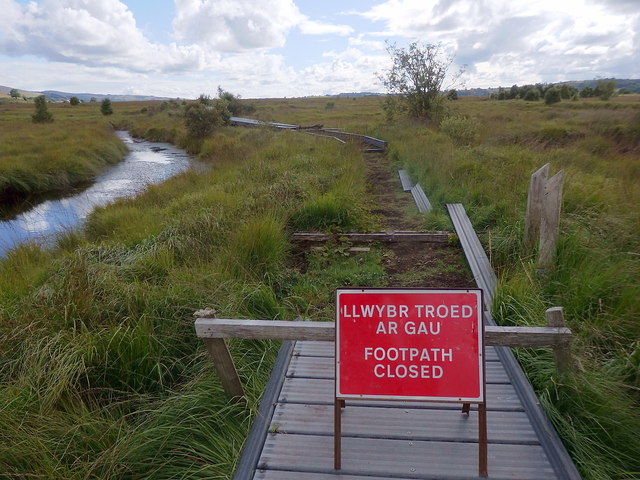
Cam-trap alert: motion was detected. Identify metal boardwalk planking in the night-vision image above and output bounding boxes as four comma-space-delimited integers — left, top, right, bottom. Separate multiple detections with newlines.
245, 340, 568, 479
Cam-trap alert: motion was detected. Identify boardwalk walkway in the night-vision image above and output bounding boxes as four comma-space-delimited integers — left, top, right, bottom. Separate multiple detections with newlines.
252, 340, 563, 480
229, 146, 580, 480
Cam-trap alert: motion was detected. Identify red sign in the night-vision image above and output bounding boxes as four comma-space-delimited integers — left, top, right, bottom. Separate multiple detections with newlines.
336, 288, 484, 402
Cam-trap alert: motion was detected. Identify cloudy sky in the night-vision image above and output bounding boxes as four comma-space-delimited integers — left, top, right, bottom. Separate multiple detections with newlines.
0, 0, 638, 98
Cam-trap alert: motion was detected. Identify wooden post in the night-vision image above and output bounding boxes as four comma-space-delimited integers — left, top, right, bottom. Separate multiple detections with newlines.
545, 306, 572, 374
203, 338, 245, 402
524, 164, 549, 249
538, 170, 564, 270
195, 309, 245, 402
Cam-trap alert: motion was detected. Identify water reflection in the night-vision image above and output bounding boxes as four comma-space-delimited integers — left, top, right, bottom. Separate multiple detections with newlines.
0, 131, 198, 256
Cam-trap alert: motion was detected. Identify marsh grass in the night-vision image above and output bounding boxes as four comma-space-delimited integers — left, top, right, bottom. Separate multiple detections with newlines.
0, 103, 128, 203
0, 104, 375, 478
387, 96, 640, 479
1, 94, 639, 479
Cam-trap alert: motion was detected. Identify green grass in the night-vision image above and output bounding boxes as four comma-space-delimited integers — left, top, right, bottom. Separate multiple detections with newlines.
1, 94, 639, 479
0, 104, 377, 478
383, 95, 640, 479
0, 102, 128, 203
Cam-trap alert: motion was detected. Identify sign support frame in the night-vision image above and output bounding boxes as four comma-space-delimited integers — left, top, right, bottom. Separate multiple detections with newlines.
333, 287, 487, 477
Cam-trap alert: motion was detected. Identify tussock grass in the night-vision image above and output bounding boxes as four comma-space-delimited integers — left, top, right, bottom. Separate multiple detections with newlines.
386, 96, 640, 479
0, 104, 373, 478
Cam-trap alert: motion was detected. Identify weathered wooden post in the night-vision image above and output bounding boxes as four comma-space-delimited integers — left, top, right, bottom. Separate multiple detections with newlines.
545, 306, 572, 374
194, 309, 245, 402
538, 170, 564, 271
524, 164, 550, 249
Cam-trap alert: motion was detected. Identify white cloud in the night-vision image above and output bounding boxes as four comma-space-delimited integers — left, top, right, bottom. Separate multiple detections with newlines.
299, 19, 353, 36
0, 0, 221, 73
1, 0, 637, 98
357, 0, 640, 87
172, 0, 301, 52
172, 0, 353, 51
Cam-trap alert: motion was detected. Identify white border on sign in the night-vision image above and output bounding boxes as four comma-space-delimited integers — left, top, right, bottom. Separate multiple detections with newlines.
335, 288, 485, 403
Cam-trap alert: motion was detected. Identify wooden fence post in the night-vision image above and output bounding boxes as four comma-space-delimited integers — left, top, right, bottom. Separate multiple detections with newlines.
524, 164, 549, 249
538, 170, 564, 271
545, 306, 572, 374
195, 310, 245, 402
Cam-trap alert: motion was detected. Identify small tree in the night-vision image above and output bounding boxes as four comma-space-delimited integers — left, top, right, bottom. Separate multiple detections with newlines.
446, 89, 458, 100
32, 95, 53, 123
69, 96, 80, 106
544, 87, 562, 105
594, 80, 615, 100
217, 87, 255, 115
379, 42, 462, 119
101, 98, 113, 115
10, 88, 20, 99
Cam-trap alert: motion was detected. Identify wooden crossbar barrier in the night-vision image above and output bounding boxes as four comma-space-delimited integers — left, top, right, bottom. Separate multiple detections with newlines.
195, 312, 572, 400
195, 318, 571, 347
291, 231, 449, 243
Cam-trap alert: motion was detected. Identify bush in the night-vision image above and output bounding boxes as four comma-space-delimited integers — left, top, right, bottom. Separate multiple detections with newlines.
31, 95, 53, 123
544, 87, 562, 105
100, 98, 113, 116
69, 97, 80, 106
440, 114, 480, 146
523, 88, 541, 101
184, 100, 230, 139
595, 80, 615, 101
217, 87, 255, 116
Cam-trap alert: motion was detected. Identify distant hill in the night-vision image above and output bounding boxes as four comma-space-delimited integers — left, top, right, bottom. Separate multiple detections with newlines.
39, 90, 172, 102
0, 85, 172, 102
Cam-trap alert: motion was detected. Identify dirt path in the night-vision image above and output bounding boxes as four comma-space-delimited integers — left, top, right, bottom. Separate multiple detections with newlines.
363, 152, 473, 289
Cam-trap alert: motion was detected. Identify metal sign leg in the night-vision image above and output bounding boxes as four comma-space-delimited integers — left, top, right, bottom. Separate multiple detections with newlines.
479, 402, 488, 477
334, 397, 342, 469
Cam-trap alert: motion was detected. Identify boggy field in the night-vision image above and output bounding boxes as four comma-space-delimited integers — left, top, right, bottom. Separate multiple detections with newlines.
0, 94, 638, 479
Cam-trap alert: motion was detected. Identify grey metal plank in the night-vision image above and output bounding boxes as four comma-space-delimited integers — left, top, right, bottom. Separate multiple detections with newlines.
294, 340, 334, 357
255, 471, 419, 480
411, 184, 432, 213
256, 471, 419, 480
279, 377, 523, 411
259, 433, 555, 480
398, 170, 414, 191
287, 355, 510, 384
271, 403, 539, 444
447, 203, 497, 311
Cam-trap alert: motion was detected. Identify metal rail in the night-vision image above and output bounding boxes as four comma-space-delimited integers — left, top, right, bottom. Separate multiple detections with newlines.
229, 116, 387, 151
447, 203, 581, 480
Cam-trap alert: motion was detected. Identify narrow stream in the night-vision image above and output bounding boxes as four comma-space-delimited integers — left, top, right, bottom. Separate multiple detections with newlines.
0, 131, 202, 256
